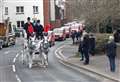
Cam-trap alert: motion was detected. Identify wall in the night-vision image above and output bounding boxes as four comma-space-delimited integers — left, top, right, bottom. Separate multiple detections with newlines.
2, 0, 44, 28
43, 0, 50, 26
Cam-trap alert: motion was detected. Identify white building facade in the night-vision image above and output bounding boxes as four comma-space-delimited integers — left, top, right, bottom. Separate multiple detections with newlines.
1, 0, 44, 28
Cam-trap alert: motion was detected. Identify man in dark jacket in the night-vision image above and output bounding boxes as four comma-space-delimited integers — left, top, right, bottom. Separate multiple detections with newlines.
106, 36, 117, 72
83, 34, 90, 65
23, 17, 34, 39
89, 34, 96, 56
35, 20, 44, 39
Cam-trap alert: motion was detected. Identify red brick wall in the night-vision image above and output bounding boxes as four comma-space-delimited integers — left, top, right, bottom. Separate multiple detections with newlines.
43, 0, 50, 26
50, 19, 61, 29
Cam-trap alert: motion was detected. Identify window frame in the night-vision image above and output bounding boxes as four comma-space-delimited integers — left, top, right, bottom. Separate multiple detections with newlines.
16, 6, 24, 14
5, 7, 8, 15
33, 6, 39, 14
17, 21, 24, 28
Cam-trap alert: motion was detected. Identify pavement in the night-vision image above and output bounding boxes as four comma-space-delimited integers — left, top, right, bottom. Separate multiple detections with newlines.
56, 44, 120, 82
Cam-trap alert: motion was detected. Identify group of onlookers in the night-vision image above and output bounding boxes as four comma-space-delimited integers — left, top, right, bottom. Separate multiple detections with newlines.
77, 29, 95, 65
73, 28, 120, 72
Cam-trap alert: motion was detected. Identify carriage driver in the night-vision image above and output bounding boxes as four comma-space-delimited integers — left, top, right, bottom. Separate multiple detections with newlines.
35, 20, 44, 40
23, 17, 35, 40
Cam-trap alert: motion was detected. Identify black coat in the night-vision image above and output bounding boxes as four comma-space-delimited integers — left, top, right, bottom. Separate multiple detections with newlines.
106, 41, 117, 58
89, 37, 95, 49
83, 35, 89, 52
35, 24, 44, 34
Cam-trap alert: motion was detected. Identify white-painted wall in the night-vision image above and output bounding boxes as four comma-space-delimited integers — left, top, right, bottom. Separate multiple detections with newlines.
1, 0, 44, 28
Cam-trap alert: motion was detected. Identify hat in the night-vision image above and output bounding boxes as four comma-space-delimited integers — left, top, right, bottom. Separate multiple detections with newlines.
27, 17, 30, 21
37, 20, 40, 23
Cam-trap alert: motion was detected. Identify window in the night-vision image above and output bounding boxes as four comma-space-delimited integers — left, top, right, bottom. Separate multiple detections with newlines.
16, 6, 24, 14
21, 21, 24, 27
17, 21, 24, 28
5, 7, 8, 15
33, 6, 39, 14
17, 21, 20, 28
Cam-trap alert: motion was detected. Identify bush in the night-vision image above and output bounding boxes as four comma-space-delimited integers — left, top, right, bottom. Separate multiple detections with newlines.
95, 33, 112, 54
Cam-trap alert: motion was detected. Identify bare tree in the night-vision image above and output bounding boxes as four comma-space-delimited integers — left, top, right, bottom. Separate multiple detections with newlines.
66, 0, 120, 32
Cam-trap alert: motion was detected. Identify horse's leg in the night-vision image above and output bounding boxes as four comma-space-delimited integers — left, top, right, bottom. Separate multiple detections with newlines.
28, 52, 33, 68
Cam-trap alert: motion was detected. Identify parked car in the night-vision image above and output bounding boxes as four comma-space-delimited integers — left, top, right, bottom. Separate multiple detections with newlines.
53, 28, 66, 41
48, 31, 55, 47
61, 26, 71, 38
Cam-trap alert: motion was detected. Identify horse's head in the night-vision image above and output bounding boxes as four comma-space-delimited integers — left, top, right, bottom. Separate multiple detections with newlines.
42, 36, 49, 49
28, 35, 36, 50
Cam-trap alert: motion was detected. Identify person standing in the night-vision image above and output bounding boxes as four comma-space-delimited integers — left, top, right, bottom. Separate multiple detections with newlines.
113, 29, 120, 43
106, 36, 117, 72
23, 17, 34, 39
71, 30, 75, 44
35, 20, 44, 39
89, 34, 96, 56
82, 34, 90, 65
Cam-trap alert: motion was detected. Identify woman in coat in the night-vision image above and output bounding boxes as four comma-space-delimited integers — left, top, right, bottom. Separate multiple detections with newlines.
106, 36, 117, 72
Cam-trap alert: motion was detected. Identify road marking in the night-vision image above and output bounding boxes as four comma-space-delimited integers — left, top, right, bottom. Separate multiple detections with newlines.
16, 53, 19, 59
4, 51, 11, 54
13, 53, 19, 63
12, 52, 22, 82
55, 45, 67, 60
13, 58, 16, 63
12, 65, 16, 72
16, 74, 22, 82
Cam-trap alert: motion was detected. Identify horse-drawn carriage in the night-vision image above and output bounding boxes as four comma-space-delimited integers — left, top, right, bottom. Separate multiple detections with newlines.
22, 32, 49, 68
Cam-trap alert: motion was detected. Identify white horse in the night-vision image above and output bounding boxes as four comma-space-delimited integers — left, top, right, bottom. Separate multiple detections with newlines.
22, 32, 48, 68
40, 35, 50, 66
